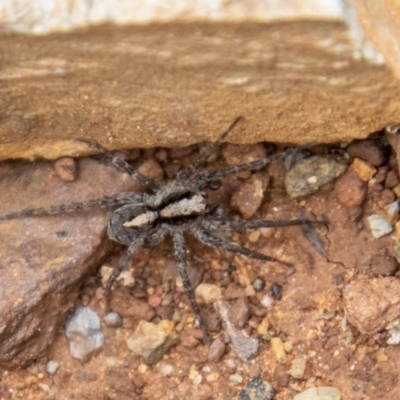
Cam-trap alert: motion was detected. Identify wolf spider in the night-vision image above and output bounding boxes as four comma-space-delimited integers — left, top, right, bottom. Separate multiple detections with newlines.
0, 117, 318, 342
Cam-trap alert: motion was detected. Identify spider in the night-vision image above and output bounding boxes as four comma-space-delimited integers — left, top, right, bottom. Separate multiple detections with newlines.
0, 117, 317, 343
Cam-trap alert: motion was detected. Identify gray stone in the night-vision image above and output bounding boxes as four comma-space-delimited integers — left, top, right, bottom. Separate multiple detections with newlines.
65, 307, 105, 361
285, 156, 347, 198
240, 377, 276, 400
45, 360, 59, 375
215, 300, 259, 361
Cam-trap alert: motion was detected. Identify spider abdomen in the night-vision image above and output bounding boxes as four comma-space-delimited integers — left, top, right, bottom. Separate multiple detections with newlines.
108, 192, 209, 246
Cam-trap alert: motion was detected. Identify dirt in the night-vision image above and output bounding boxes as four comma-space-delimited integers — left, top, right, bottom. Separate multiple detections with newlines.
0, 134, 400, 399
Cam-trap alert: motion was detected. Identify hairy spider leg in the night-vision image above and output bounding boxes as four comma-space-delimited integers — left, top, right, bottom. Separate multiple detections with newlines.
172, 231, 211, 344
104, 237, 144, 312
194, 142, 315, 189
0, 193, 140, 221
175, 116, 243, 183
192, 228, 293, 267
77, 139, 161, 192
202, 218, 324, 231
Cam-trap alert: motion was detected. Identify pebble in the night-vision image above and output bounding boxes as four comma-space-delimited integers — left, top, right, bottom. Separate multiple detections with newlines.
386, 317, 400, 330
45, 361, 59, 375
189, 366, 203, 386
285, 156, 347, 198
368, 254, 399, 277
392, 183, 400, 197
270, 284, 283, 300
261, 295, 273, 307
385, 170, 400, 188
100, 265, 134, 287
270, 337, 287, 363
206, 372, 220, 382
293, 386, 341, 400
54, 157, 77, 181
347, 139, 387, 167
158, 362, 174, 376
215, 300, 259, 361
248, 230, 261, 243
148, 294, 162, 308
110, 288, 155, 321
231, 175, 267, 218
230, 374, 244, 383
365, 214, 393, 238
138, 159, 164, 181
208, 338, 225, 362
333, 168, 367, 207
223, 143, 267, 167
351, 157, 376, 181
65, 307, 105, 361
376, 352, 389, 362
104, 312, 123, 327
240, 377, 276, 400
344, 277, 400, 334
126, 319, 180, 364
384, 201, 399, 224
289, 357, 307, 379
252, 277, 266, 292
228, 296, 250, 329
273, 365, 289, 387
223, 283, 245, 300
387, 324, 400, 345
195, 283, 222, 304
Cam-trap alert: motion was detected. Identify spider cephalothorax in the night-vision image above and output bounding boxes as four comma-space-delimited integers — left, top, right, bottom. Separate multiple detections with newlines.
0, 117, 317, 342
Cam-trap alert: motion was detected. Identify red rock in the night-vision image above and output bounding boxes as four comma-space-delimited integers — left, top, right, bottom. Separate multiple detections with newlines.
334, 167, 367, 207
0, 158, 139, 368
347, 140, 387, 167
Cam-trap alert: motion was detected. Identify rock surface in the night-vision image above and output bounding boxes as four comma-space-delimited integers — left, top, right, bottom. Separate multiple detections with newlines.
0, 157, 138, 368
1, 22, 400, 162
344, 277, 400, 334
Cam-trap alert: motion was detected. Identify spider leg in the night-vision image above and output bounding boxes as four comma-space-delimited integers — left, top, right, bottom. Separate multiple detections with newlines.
104, 237, 144, 312
195, 142, 314, 189
175, 116, 242, 182
172, 231, 210, 344
192, 228, 293, 267
77, 139, 160, 192
202, 218, 324, 231
0, 193, 143, 221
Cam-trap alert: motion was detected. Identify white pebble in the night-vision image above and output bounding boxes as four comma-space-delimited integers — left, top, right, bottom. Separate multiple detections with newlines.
229, 374, 243, 383
365, 214, 393, 238
261, 295, 273, 307
46, 361, 59, 375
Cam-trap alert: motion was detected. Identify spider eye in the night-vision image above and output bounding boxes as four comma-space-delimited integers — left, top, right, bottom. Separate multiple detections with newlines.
208, 180, 222, 190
